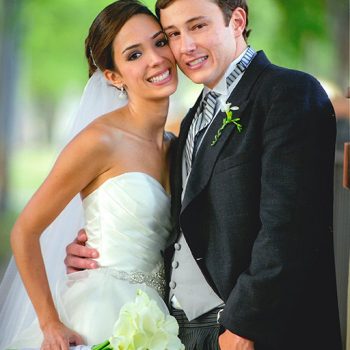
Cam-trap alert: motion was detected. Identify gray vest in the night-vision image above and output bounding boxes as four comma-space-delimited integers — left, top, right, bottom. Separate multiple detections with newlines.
169, 233, 224, 321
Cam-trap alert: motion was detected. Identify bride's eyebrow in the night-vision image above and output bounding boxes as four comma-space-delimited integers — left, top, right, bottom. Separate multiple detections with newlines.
152, 30, 165, 39
122, 44, 140, 54
122, 31, 164, 54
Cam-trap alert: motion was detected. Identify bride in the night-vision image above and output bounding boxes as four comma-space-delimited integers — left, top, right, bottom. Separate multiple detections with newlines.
0, 0, 180, 348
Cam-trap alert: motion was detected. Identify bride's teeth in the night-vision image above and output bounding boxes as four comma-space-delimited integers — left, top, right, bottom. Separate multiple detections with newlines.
189, 57, 206, 66
149, 70, 170, 83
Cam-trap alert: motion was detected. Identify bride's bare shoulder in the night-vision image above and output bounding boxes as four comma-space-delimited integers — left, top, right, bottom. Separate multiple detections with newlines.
70, 108, 126, 153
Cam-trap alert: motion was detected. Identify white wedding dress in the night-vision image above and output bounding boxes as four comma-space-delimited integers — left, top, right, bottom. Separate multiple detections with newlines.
8, 172, 172, 347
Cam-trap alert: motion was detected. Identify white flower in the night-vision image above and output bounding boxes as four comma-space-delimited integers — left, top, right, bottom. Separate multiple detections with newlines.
220, 101, 232, 113
219, 101, 239, 113
109, 290, 185, 350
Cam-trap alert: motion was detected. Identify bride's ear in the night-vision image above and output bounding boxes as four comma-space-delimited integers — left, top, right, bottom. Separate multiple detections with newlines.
104, 69, 124, 89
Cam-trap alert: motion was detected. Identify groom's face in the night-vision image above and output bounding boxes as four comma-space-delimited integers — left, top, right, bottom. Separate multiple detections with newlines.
160, 0, 241, 89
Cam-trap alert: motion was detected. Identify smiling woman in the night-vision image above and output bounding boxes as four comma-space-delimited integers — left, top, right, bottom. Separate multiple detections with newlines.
0, 0, 183, 349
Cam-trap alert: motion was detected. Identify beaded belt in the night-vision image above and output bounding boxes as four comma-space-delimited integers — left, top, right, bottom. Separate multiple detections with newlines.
107, 265, 166, 297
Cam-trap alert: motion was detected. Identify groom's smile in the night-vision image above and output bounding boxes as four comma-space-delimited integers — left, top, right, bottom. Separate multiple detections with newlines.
186, 55, 209, 69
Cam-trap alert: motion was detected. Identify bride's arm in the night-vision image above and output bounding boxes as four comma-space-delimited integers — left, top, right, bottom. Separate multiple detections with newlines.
10, 126, 113, 348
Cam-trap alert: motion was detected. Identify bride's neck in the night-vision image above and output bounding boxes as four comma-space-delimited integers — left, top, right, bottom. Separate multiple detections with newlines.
125, 96, 169, 146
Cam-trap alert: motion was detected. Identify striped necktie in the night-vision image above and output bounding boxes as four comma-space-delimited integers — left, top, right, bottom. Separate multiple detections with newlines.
184, 46, 256, 176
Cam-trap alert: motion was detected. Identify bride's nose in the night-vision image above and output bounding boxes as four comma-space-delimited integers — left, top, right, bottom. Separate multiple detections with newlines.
148, 49, 165, 67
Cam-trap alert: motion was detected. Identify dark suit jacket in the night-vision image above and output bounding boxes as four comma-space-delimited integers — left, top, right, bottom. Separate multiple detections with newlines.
167, 51, 342, 350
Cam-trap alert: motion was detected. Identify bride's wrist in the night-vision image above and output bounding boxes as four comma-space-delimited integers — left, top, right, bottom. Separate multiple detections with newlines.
39, 313, 62, 332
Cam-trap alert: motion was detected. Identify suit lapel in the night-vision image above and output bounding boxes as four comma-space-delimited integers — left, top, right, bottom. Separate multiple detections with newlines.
171, 92, 203, 231
181, 51, 271, 215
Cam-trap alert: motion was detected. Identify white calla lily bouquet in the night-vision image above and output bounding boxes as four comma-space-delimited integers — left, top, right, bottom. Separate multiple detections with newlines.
92, 290, 184, 350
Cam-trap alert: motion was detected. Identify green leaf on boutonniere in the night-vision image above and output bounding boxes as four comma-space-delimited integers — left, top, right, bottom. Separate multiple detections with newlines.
211, 104, 242, 146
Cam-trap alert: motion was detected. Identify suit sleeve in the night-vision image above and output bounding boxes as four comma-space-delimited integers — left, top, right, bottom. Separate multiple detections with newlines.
219, 72, 336, 341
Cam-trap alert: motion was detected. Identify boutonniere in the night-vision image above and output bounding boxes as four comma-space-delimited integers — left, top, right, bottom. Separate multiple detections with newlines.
211, 102, 242, 146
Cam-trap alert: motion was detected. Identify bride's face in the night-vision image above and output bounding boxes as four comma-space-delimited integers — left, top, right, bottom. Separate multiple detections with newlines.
107, 14, 178, 101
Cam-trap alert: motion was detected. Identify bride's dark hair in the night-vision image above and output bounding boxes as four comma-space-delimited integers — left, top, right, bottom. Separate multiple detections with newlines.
85, 0, 160, 77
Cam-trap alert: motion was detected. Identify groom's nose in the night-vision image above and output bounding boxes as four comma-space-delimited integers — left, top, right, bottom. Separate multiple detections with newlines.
180, 33, 196, 54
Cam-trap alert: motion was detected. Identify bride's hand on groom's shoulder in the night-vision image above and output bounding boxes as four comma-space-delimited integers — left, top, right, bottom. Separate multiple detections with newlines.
219, 329, 254, 350
41, 321, 84, 350
64, 229, 99, 273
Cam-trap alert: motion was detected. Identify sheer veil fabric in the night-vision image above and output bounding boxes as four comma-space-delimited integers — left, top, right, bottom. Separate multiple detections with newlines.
0, 70, 127, 349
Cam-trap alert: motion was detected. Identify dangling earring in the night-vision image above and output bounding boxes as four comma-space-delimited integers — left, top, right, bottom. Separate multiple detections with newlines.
118, 85, 127, 100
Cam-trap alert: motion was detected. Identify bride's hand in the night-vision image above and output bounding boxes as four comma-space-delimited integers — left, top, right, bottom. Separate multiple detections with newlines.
41, 321, 84, 350
64, 229, 99, 273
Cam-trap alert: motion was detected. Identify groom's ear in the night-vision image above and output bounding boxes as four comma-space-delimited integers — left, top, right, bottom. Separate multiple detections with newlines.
230, 7, 246, 38
104, 69, 124, 88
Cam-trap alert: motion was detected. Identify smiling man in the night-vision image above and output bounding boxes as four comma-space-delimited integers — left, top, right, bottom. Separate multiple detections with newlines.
156, 0, 342, 349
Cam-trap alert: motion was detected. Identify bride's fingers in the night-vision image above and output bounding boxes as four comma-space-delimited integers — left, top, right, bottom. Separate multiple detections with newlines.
41, 339, 68, 350
66, 239, 99, 259
77, 229, 88, 243
60, 340, 70, 350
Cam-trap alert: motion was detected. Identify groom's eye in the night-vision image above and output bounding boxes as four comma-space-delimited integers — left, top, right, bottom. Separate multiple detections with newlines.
167, 31, 180, 39
192, 23, 207, 30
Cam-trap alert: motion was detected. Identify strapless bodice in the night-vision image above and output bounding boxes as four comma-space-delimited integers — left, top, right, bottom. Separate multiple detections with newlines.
82, 172, 171, 272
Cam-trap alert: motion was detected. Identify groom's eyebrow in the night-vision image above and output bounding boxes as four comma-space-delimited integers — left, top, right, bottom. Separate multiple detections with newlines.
122, 31, 164, 54
163, 16, 207, 31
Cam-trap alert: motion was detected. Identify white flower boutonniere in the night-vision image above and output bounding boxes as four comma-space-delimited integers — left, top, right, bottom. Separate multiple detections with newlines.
211, 102, 242, 146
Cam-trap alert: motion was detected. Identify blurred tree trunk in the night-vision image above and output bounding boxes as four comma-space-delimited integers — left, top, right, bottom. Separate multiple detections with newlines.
327, 0, 349, 93
0, 0, 22, 212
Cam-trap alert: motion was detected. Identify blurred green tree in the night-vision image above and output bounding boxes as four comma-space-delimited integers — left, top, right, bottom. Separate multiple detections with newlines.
248, 0, 341, 86
0, 0, 23, 212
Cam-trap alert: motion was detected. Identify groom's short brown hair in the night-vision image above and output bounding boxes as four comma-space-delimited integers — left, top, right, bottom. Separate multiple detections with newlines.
155, 0, 251, 40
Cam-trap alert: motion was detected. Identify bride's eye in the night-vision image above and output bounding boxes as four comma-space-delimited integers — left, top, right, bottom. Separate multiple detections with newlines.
128, 51, 142, 61
156, 37, 168, 47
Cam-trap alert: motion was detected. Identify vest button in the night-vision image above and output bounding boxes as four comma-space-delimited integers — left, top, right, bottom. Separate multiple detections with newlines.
172, 261, 179, 269
174, 243, 181, 251
169, 281, 176, 289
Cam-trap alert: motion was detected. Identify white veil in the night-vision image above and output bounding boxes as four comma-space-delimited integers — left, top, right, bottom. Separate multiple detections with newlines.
0, 70, 127, 349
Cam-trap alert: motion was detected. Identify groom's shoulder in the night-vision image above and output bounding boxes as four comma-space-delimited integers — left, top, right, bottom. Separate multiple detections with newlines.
259, 57, 323, 93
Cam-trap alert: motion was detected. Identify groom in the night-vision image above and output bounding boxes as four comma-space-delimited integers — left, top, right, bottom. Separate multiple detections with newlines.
66, 0, 342, 349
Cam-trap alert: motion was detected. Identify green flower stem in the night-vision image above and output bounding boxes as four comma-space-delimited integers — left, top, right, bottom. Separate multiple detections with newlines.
211, 116, 243, 146
92, 340, 110, 350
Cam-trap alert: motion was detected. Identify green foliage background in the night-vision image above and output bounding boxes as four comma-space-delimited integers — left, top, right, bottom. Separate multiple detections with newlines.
19, 0, 339, 106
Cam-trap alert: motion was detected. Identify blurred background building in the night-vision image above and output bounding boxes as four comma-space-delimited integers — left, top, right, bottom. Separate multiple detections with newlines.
0, 0, 349, 347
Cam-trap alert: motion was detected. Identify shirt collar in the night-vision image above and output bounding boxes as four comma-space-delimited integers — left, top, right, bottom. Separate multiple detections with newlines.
203, 47, 249, 98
